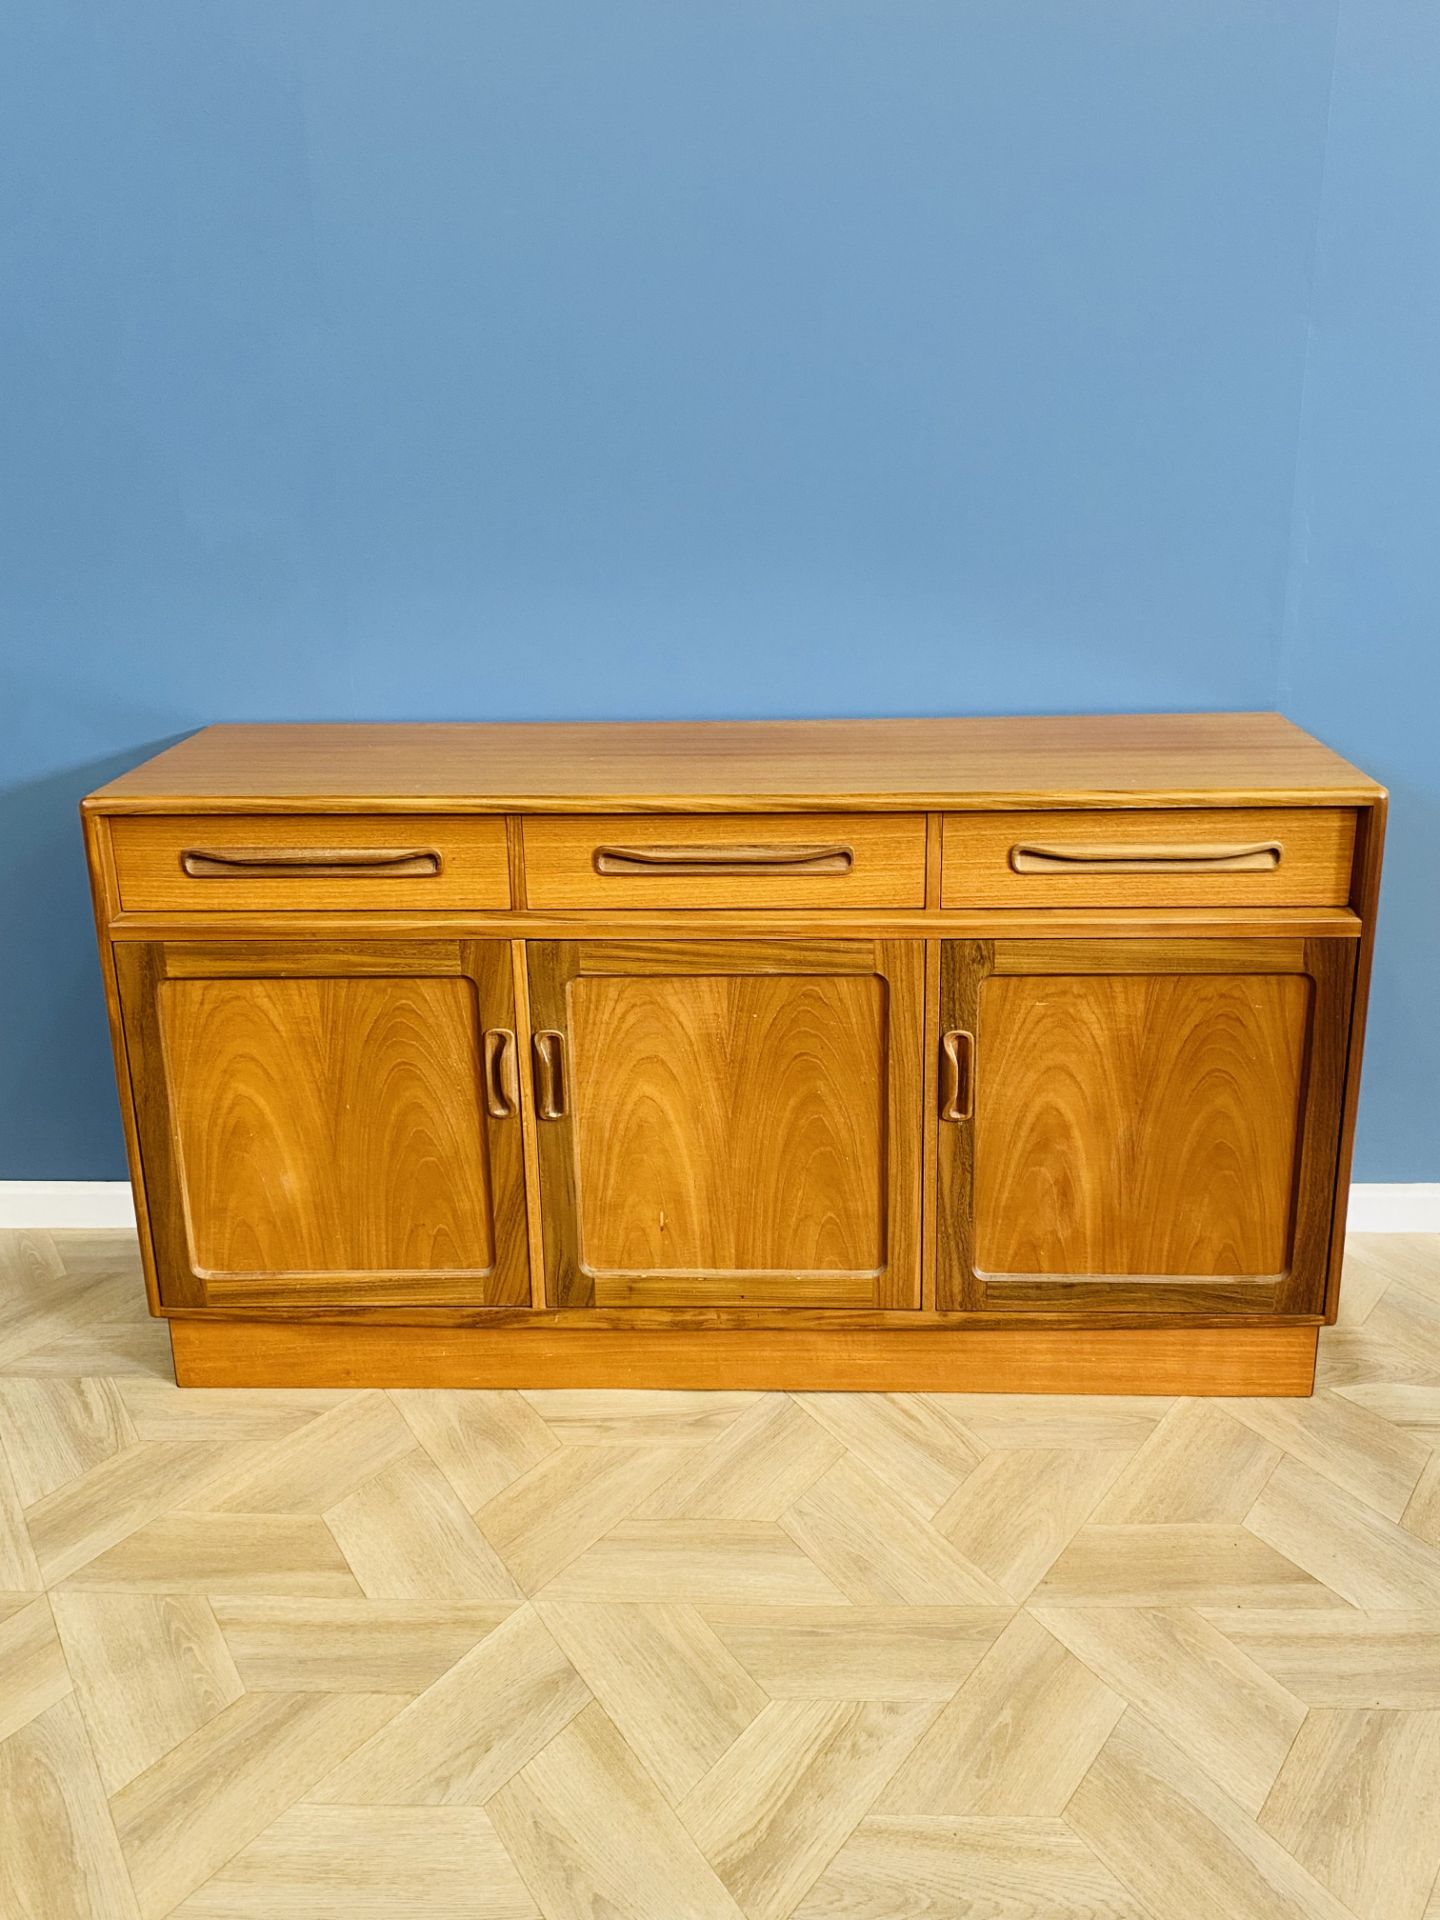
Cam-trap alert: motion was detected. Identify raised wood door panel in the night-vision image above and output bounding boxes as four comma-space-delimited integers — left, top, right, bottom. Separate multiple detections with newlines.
936, 937, 1355, 1317
527, 939, 924, 1308
115, 940, 529, 1310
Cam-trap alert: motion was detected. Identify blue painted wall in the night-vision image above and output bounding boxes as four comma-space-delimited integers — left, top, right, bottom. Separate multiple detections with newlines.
0, 2, 1431, 1177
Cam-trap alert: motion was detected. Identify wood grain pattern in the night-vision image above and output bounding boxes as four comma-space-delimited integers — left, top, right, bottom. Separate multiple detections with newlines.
530, 939, 923, 1311
942, 806, 1356, 906
84, 713, 1381, 811
117, 940, 529, 1311
163, 977, 495, 1279
82, 714, 1381, 1402
573, 973, 883, 1291
111, 812, 510, 912
937, 935, 1355, 1320
169, 1318, 1322, 1392
975, 969, 1308, 1275
172, 1803, 540, 1919
1260, 1708, 1440, 1920
524, 811, 926, 908
4, 1227, 1440, 1920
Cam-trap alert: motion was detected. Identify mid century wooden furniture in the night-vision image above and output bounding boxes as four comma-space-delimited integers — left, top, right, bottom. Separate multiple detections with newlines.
81, 714, 1385, 1395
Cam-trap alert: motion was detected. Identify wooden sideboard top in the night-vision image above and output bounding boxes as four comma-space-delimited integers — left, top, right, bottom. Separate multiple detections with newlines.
84, 711, 1381, 813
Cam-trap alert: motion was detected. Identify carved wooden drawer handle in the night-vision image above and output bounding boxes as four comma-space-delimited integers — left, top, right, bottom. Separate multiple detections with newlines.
533, 1031, 568, 1120
482, 1029, 519, 1119
180, 846, 442, 878
1009, 841, 1281, 875
593, 843, 854, 876
940, 1029, 975, 1122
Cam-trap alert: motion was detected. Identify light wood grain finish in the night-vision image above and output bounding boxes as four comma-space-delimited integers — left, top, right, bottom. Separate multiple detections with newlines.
1034, 1605, 1306, 1815
0, 1696, 142, 1920
1260, 1708, 1440, 1920
1247, 1456, 1440, 1609
1031, 1525, 1335, 1608
780, 1455, 1012, 1605
0, 1594, 71, 1742
85, 713, 1380, 811
1201, 1609, 1440, 1708
536, 1600, 767, 1803
51, 1591, 242, 1791
110, 1691, 402, 1919
1066, 1710, 1355, 1920
4, 1227, 1440, 1920
796, 1816, 1151, 1919
932, 1446, 1126, 1599
877, 1613, 1124, 1814
172, 1804, 540, 1919
211, 1596, 515, 1692
488, 1701, 746, 1920
635, 1395, 843, 1520
678, 1697, 938, 1920
701, 1605, 1010, 1699
1091, 1398, 1286, 1523
308, 1605, 589, 1806
111, 812, 510, 911
942, 805, 1356, 906
323, 1450, 524, 1602
525, 811, 926, 908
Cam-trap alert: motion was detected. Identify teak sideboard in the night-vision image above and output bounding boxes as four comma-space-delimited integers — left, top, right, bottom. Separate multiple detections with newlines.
81, 714, 1384, 1396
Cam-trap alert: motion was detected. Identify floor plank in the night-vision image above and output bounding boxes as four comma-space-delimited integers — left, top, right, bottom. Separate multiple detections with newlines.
701, 1605, 1011, 1701
537, 1600, 767, 1803
933, 1447, 1125, 1599
877, 1613, 1124, 1815
0, 1594, 71, 1742
173, 1803, 540, 1918
781, 1455, 1011, 1606
1260, 1708, 1440, 1920
53, 1590, 243, 1791
794, 1816, 1151, 1920
487, 1701, 746, 1920
0, 1695, 141, 1920
1033, 1605, 1305, 1814
1201, 1609, 1440, 1708
110, 1691, 402, 1920
325, 1450, 524, 1601
1246, 1456, 1440, 1609
308, 1605, 589, 1806
678, 1698, 938, 1920
1066, 1710, 1356, 1920
1090, 1400, 1284, 1524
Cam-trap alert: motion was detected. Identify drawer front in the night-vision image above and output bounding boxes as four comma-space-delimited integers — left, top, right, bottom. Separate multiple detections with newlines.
942, 808, 1356, 907
523, 813, 927, 909
111, 815, 511, 912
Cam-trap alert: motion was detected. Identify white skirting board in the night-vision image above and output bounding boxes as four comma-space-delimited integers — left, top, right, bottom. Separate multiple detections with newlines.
0, 1180, 1438, 1232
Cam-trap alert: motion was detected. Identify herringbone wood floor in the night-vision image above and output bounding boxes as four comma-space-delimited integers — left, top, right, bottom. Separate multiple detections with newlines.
4, 1234, 1440, 1918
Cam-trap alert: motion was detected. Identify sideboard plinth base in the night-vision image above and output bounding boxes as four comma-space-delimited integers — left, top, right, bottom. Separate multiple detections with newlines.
169, 1319, 1319, 1396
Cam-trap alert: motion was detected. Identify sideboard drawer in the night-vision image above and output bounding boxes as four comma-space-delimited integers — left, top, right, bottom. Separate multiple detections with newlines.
111, 814, 511, 912
523, 812, 927, 908
941, 807, 1356, 907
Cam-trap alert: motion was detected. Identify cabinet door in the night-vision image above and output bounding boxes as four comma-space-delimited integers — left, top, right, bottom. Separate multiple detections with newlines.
936, 937, 1355, 1316
528, 939, 924, 1308
116, 940, 529, 1310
